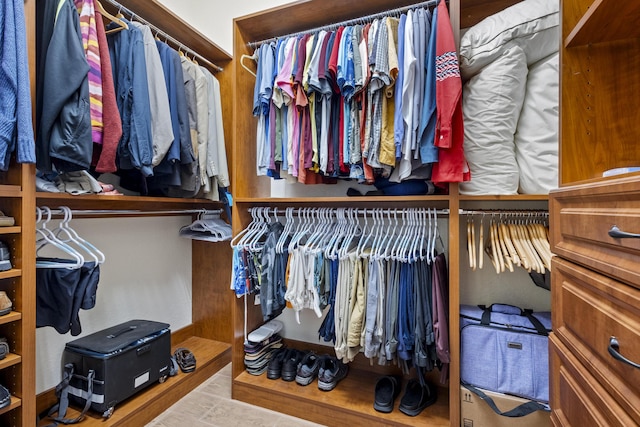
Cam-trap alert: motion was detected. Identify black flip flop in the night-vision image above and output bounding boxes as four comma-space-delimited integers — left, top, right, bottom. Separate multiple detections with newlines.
174, 347, 196, 373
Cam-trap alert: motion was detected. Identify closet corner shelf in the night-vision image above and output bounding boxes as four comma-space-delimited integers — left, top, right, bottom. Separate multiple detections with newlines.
0, 185, 22, 198
36, 193, 221, 213
0, 353, 21, 370
0, 312, 22, 326
564, 0, 640, 47
233, 369, 450, 427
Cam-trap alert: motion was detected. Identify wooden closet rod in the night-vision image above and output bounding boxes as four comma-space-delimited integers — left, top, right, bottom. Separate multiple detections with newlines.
247, 0, 439, 49
102, 0, 224, 72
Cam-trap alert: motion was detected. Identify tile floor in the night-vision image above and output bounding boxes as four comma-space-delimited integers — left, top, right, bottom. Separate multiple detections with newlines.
145, 363, 325, 427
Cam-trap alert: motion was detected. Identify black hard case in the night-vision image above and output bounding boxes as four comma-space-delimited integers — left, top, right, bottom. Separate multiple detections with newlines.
62, 319, 171, 415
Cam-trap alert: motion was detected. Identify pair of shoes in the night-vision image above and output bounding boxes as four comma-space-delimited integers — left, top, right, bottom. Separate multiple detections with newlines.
0, 384, 9, 409
374, 375, 402, 413
295, 352, 321, 386
173, 348, 196, 373
0, 292, 12, 316
317, 355, 348, 391
0, 242, 11, 272
0, 212, 14, 227
267, 348, 306, 381
247, 319, 284, 344
0, 338, 9, 360
398, 379, 438, 417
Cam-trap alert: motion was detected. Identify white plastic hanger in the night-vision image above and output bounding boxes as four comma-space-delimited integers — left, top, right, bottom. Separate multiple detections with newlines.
36, 207, 84, 269
53, 206, 105, 264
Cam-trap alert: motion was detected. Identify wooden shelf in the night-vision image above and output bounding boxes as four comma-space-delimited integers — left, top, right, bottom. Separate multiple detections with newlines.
0, 312, 22, 326
234, 369, 449, 427
235, 195, 452, 207
459, 194, 549, 201
0, 397, 22, 416
565, 0, 640, 47
0, 186, 22, 198
0, 227, 21, 235
0, 353, 21, 370
36, 193, 221, 214
37, 336, 231, 427
0, 270, 21, 280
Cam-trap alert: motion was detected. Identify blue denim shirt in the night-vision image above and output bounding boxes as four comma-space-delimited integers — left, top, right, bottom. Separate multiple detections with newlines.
0, 0, 36, 171
107, 21, 154, 177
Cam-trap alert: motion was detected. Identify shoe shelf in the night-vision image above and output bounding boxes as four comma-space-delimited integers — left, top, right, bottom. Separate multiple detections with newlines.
0, 227, 21, 235
0, 397, 22, 416
233, 368, 449, 427
0, 354, 21, 371
37, 336, 231, 427
0, 312, 21, 326
0, 270, 21, 281
0, 186, 22, 199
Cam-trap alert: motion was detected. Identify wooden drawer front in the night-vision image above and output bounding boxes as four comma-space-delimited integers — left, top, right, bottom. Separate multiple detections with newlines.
550, 335, 636, 427
550, 175, 640, 289
552, 257, 640, 422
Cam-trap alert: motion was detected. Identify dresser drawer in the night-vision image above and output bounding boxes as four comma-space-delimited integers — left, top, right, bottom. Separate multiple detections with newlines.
552, 257, 640, 423
550, 335, 636, 427
550, 175, 640, 290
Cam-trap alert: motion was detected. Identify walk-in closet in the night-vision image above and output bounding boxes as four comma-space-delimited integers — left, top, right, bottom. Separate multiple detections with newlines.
1, 0, 638, 425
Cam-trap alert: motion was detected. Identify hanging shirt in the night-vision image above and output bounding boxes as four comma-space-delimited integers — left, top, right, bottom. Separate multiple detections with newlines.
130, 22, 174, 167
74, 0, 102, 145
432, 0, 470, 183
92, 10, 121, 173
0, 0, 36, 170
107, 20, 154, 176
394, 14, 407, 161
418, 7, 438, 165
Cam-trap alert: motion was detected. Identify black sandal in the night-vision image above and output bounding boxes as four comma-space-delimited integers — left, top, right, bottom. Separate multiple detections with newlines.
174, 348, 196, 373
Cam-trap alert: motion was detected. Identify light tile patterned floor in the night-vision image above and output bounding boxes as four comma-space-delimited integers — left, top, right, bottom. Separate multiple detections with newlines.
145, 364, 325, 427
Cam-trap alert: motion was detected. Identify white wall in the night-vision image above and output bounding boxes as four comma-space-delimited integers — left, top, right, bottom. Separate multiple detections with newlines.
36, 0, 292, 394
156, 0, 295, 54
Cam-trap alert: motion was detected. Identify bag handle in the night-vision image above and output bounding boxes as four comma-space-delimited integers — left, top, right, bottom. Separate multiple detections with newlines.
39, 363, 95, 426
462, 383, 550, 417
479, 304, 549, 336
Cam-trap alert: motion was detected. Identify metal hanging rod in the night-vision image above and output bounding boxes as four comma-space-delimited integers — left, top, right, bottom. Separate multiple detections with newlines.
459, 209, 549, 216
249, 207, 450, 216
102, 0, 224, 72
247, 0, 439, 49
38, 208, 222, 218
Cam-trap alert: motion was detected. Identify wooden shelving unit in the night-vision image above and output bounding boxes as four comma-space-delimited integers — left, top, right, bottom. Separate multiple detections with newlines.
230, 1, 542, 426
26, 0, 235, 425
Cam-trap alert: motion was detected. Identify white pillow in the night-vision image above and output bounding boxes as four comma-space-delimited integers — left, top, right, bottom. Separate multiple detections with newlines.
459, 44, 527, 196
515, 52, 559, 194
459, 0, 559, 80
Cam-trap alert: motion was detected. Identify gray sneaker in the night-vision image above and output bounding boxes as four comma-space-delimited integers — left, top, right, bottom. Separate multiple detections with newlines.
0, 242, 11, 272
317, 356, 348, 391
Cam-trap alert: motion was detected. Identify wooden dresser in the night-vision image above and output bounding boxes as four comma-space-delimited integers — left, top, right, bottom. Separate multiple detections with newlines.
550, 0, 640, 425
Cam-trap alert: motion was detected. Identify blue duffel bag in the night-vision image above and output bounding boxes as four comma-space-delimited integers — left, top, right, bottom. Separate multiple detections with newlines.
460, 303, 551, 403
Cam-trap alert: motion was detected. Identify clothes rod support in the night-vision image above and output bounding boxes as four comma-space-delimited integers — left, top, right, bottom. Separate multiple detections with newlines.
247, 0, 439, 49
102, 0, 224, 72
